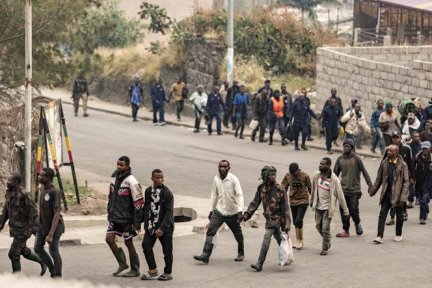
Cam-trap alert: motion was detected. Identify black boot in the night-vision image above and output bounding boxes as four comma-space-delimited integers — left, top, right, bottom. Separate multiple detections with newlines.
193, 242, 214, 264
112, 247, 129, 276
268, 135, 273, 145
251, 133, 256, 142
251, 262, 263, 271
122, 253, 140, 277
24, 249, 47, 276
12, 260, 21, 273
234, 125, 240, 138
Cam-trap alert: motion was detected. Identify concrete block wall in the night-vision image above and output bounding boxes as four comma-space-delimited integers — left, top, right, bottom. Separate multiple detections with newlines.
316, 46, 432, 122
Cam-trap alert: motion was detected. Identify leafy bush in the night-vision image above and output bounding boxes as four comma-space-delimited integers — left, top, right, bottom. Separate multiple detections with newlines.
172, 8, 341, 76
69, 0, 145, 54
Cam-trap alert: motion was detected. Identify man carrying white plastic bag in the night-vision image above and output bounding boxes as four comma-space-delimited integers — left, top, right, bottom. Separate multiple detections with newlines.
243, 166, 292, 271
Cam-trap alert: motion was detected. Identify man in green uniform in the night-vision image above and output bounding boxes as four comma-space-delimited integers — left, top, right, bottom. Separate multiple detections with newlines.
0, 173, 46, 274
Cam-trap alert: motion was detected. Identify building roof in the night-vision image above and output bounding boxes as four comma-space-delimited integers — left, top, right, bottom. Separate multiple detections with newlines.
379, 0, 432, 12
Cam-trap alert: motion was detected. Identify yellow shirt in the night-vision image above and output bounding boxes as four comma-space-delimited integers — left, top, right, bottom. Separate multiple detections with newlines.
389, 157, 398, 164
171, 82, 185, 101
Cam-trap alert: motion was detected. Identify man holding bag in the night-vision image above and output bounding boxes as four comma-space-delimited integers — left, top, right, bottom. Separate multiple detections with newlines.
244, 166, 291, 271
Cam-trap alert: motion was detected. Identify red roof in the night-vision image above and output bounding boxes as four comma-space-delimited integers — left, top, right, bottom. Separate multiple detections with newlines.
379, 0, 432, 12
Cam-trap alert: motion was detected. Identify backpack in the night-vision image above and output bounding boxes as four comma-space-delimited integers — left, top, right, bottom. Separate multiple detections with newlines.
74, 78, 87, 93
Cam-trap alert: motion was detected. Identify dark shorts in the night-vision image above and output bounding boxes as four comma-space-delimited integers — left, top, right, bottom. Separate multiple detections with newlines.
107, 222, 137, 240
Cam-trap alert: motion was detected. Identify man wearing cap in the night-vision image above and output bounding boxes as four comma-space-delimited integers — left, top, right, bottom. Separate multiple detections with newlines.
413, 141, 432, 223
369, 145, 409, 244
401, 113, 421, 143
383, 131, 414, 224
334, 139, 372, 237
311, 157, 349, 255
346, 98, 357, 112
379, 102, 401, 147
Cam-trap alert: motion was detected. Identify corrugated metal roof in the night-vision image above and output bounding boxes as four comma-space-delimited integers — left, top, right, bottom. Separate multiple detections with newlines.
379, 0, 432, 12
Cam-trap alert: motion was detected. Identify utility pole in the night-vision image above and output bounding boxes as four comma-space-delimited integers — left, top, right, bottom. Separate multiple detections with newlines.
25, 0, 33, 192
227, 0, 234, 85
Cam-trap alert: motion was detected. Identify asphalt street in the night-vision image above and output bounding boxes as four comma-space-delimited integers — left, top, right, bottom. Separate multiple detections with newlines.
1, 104, 431, 287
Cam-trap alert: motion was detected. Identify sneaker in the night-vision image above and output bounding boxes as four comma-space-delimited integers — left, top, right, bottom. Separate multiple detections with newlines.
83, 113, 89, 117
420, 219, 426, 225
415, 199, 420, 205
393, 236, 403, 242
217, 133, 223, 136
295, 146, 301, 151
320, 250, 328, 255
407, 202, 414, 208
301, 145, 308, 151
355, 223, 363, 235
160, 122, 166, 126
386, 218, 395, 225
154, 123, 158, 126
373, 237, 383, 244
336, 231, 350, 238
307, 137, 314, 141
370, 148, 376, 154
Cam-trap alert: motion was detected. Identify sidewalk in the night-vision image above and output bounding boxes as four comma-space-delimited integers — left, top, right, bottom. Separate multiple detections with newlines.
40, 88, 381, 159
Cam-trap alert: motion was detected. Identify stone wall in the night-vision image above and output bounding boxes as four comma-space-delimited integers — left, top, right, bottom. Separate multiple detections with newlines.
0, 91, 49, 202
185, 38, 225, 93
316, 46, 432, 122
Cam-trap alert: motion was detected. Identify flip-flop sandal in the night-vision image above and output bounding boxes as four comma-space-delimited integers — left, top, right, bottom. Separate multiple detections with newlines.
158, 273, 173, 281
140, 271, 158, 280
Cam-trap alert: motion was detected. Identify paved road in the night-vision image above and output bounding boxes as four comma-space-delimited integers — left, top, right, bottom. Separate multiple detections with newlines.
1, 103, 431, 287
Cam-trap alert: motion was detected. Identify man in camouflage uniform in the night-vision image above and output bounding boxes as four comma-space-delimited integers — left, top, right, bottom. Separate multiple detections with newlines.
0, 173, 46, 274
72, 71, 90, 117
243, 166, 291, 271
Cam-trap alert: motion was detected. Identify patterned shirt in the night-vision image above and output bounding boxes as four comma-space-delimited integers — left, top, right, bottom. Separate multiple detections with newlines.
316, 176, 331, 210
148, 186, 161, 236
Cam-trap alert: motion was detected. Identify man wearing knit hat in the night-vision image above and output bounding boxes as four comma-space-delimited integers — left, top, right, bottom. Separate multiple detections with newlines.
334, 139, 372, 237
379, 101, 401, 147
244, 166, 291, 271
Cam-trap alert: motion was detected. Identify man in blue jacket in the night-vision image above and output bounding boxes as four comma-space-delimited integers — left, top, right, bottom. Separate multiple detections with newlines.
290, 92, 317, 151
206, 85, 226, 135
151, 78, 167, 126
322, 98, 343, 154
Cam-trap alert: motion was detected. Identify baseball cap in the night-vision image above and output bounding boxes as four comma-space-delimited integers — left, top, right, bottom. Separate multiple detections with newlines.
392, 131, 401, 137
421, 141, 431, 149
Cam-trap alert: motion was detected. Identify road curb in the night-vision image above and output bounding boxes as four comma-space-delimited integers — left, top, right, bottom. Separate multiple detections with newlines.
61, 100, 382, 160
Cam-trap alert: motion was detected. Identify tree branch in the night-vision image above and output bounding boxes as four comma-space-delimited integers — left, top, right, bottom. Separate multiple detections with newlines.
0, 0, 67, 44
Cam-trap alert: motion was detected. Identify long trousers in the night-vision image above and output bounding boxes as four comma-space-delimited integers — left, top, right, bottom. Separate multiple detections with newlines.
294, 126, 308, 147
339, 193, 361, 232
371, 126, 385, 151
325, 128, 339, 151
175, 100, 184, 116
419, 191, 430, 220
8, 237, 31, 261
207, 113, 222, 134
251, 116, 267, 141
257, 228, 282, 264
142, 232, 173, 274
74, 94, 88, 115
315, 209, 332, 251
194, 107, 203, 131
131, 103, 139, 120
268, 115, 285, 139
152, 104, 165, 123
377, 197, 404, 237
34, 231, 62, 277
291, 204, 308, 229
206, 213, 244, 255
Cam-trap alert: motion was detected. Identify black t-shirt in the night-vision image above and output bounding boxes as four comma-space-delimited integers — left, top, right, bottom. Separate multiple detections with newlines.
415, 154, 432, 188
39, 185, 64, 237
420, 131, 432, 143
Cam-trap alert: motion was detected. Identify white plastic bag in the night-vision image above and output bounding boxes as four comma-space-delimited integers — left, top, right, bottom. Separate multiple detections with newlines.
249, 119, 259, 130
279, 232, 294, 268
203, 223, 219, 249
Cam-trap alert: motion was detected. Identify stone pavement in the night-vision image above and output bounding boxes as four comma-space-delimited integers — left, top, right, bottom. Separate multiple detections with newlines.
39, 88, 381, 159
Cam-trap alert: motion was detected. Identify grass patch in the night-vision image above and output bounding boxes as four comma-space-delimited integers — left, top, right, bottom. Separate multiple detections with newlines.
54, 178, 93, 206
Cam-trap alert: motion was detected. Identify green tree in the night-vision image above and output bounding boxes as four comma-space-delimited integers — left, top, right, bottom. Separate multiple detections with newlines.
139, 2, 173, 35
69, 0, 145, 54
